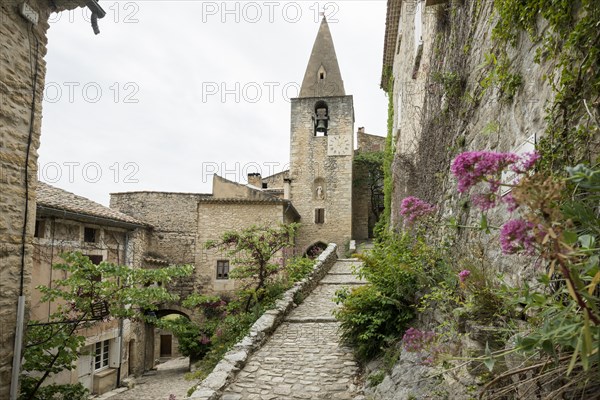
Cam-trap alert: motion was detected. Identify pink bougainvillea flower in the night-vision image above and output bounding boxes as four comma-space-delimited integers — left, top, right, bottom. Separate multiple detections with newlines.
402, 327, 436, 353
503, 193, 518, 212
511, 151, 540, 174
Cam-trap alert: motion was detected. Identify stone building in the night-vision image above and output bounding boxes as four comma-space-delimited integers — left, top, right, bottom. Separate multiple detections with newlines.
353, 128, 386, 240
111, 175, 300, 296
32, 182, 150, 395
111, 17, 382, 298
113, 15, 371, 268
1, 1, 91, 397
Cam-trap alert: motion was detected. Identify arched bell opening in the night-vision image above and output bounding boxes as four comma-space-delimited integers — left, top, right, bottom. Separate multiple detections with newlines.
313, 100, 329, 137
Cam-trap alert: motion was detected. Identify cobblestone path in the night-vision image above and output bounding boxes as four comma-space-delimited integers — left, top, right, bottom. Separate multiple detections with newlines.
104, 357, 192, 400
221, 258, 365, 400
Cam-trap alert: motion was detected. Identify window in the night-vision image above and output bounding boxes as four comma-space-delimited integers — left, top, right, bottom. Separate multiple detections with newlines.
87, 255, 103, 266
318, 65, 326, 80
216, 260, 230, 280
262, 182, 268, 189
34, 220, 45, 238
94, 340, 110, 371
86, 255, 103, 283
84, 227, 98, 243
315, 208, 325, 224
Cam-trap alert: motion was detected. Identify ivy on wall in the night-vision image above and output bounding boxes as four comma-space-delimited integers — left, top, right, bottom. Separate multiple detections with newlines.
380, 72, 395, 229
489, 0, 600, 173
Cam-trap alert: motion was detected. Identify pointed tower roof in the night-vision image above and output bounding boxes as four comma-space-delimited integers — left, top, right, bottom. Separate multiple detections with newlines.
299, 17, 346, 98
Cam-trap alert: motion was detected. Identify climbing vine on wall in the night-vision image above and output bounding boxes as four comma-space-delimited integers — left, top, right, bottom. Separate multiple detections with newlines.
380, 72, 395, 229
490, 0, 600, 173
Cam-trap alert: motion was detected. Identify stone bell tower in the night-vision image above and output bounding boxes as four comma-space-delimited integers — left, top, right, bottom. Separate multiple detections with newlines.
289, 16, 354, 255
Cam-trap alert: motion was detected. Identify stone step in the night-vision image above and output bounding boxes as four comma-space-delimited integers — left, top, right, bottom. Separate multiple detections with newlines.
286, 317, 338, 323
320, 275, 365, 285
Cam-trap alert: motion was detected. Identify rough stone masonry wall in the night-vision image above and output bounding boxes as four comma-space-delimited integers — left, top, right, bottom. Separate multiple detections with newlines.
289, 96, 354, 255
197, 202, 285, 294
111, 192, 206, 301
111, 192, 203, 265
0, 1, 85, 396
389, 0, 555, 280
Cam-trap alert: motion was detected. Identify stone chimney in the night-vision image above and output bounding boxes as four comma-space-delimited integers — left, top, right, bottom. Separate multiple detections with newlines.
248, 173, 263, 188
283, 178, 291, 200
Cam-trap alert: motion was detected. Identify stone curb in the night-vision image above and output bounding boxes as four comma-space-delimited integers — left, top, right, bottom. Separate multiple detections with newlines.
189, 243, 338, 399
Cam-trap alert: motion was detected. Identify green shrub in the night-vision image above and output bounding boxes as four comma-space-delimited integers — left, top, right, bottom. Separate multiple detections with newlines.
334, 284, 414, 360
285, 256, 314, 282
334, 231, 449, 360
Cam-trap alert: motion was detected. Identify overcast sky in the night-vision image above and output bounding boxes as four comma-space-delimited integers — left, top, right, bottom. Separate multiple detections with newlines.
38, 0, 388, 205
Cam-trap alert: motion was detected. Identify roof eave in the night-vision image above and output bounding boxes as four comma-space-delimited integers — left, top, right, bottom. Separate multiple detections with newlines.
36, 205, 151, 230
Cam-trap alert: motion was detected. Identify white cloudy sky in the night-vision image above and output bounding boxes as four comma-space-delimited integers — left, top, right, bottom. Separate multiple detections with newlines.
39, 0, 388, 205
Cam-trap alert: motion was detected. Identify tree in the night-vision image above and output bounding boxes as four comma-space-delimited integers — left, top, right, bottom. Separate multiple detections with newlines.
20, 252, 193, 400
205, 223, 299, 311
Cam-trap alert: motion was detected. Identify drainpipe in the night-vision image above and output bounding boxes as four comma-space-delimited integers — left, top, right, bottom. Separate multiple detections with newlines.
116, 231, 130, 387
10, 297, 25, 400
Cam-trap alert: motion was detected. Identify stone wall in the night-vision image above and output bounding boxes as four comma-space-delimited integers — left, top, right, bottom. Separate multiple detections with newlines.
289, 96, 354, 255
386, 0, 555, 278
0, 1, 85, 396
197, 201, 287, 294
111, 191, 207, 299
357, 128, 386, 153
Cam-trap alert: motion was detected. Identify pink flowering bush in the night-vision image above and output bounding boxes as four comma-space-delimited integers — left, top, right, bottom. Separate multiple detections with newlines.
451, 150, 540, 211
399, 196, 436, 225
402, 327, 436, 352
458, 269, 471, 282
402, 327, 444, 365
499, 219, 537, 254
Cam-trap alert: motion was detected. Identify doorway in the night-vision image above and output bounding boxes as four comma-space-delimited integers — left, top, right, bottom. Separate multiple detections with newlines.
160, 334, 172, 358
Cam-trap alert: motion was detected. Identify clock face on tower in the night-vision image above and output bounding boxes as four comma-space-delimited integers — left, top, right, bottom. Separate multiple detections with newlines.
327, 135, 352, 156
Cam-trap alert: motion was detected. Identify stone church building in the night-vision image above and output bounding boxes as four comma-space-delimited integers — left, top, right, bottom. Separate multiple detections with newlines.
110, 17, 385, 296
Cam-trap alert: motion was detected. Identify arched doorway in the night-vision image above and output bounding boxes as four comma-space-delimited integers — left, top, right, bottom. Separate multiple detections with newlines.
151, 309, 192, 364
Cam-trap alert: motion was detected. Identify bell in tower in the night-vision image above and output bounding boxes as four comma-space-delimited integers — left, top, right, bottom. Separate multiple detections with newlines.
314, 105, 328, 136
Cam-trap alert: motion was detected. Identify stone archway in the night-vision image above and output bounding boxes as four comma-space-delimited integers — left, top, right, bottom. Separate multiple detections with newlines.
305, 241, 328, 259
146, 307, 193, 367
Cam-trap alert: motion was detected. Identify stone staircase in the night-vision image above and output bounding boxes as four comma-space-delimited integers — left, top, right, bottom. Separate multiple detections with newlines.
220, 258, 365, 400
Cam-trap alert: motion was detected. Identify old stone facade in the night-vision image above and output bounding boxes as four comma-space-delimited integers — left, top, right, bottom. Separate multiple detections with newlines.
288, 17, 355, 255
382, 0, 553, 227
1, 1, 88, 397
32, 182, 150, 395
379, 0, 557, 284
111, 175, 300, 296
